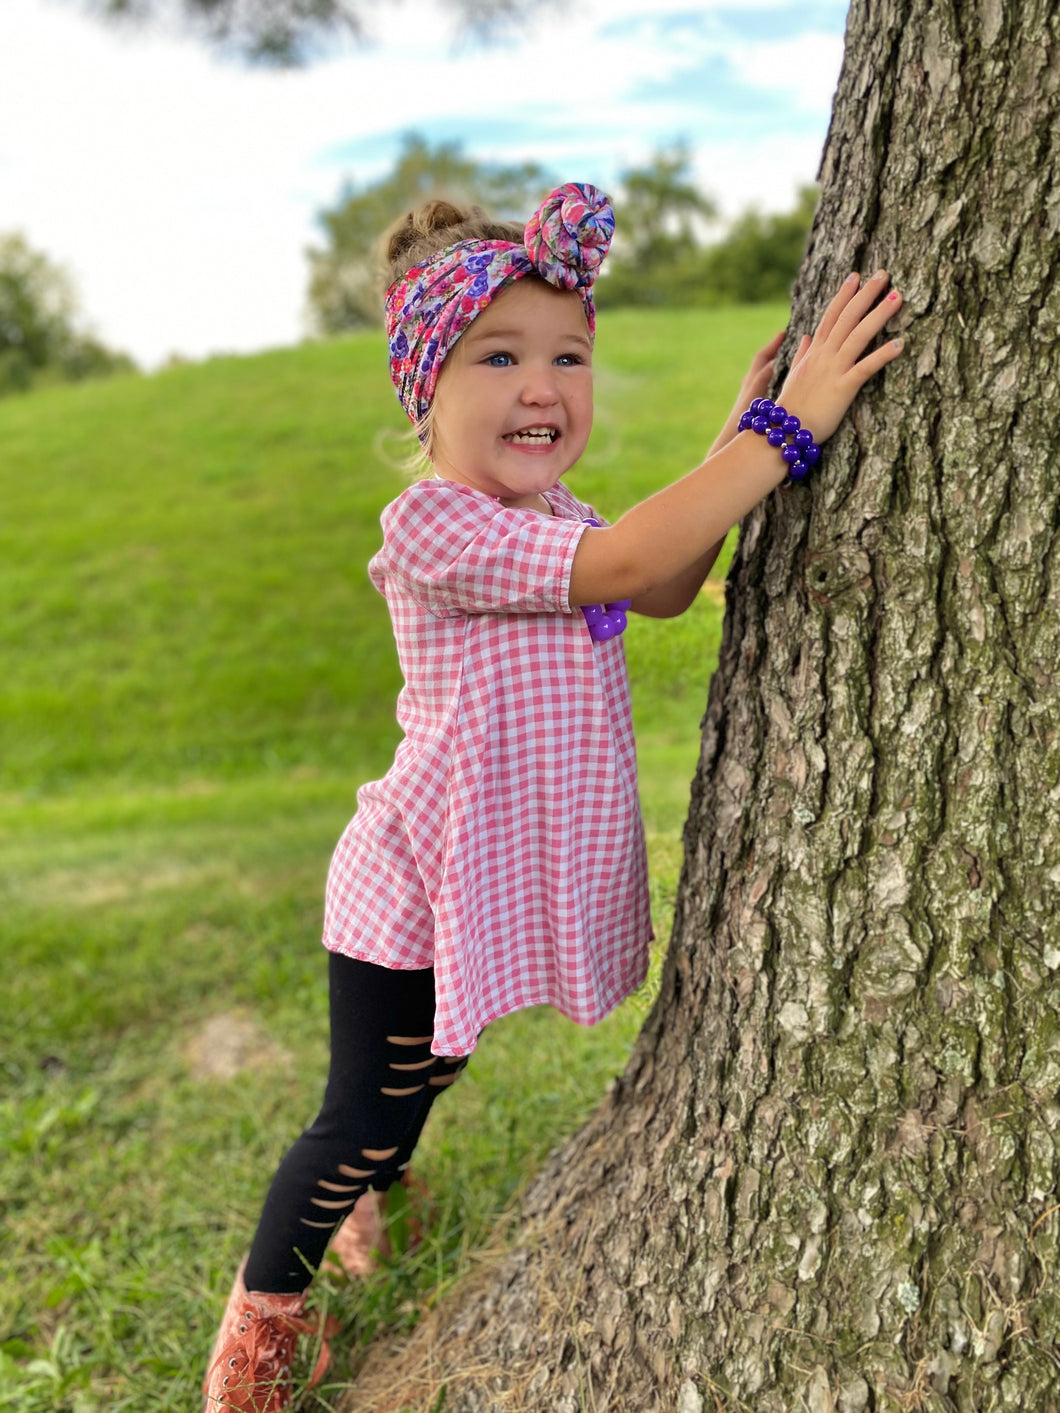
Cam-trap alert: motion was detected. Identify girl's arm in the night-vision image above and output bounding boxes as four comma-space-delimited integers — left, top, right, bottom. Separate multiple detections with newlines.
628, 329, 785, 619
571, 272, 906, 608
629, 542, 725, 619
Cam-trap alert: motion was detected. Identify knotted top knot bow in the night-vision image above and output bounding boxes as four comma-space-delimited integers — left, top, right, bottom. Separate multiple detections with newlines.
524, 183, 614, 291
385, 182, 615, 431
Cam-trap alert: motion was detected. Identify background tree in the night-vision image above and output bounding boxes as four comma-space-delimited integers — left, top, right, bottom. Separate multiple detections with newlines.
306, 133, 554, 332
599, 144, 719, 307
312, 138, 814, 327
0, 232, 77, 391
600, 166, 815, 310
343, 1, 1060, 1409
0, 232, 135, 395
80, 0, 544, 64
698, 184, 820, 305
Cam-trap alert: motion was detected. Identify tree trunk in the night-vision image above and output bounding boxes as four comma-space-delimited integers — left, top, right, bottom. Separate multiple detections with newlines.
346, 1, 1060, 1408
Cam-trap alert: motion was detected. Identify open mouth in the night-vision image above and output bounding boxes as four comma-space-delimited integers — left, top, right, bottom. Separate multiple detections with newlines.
503, 426, 559, 446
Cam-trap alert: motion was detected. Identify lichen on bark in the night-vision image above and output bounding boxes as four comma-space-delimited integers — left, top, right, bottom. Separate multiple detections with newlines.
343, 2, 1060, 1409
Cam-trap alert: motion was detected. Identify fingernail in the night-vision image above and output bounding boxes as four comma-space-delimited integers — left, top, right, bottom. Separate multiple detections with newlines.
887, 290, 900, 300
846, 273, 859, 283
873, 269, 887, 280
893, 339, 903, 348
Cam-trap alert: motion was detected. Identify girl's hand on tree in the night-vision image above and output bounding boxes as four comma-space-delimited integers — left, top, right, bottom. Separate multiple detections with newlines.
778, 271, 905, 444
737, 328, 785, 408
709, 329, 786, 456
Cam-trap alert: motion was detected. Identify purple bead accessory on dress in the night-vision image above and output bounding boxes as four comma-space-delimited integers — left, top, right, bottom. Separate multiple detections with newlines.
738, 399, 821, 483
580, 518, 631, 642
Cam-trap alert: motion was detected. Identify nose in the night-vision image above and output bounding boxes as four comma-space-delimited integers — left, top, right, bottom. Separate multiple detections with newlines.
518, 361, 560, 406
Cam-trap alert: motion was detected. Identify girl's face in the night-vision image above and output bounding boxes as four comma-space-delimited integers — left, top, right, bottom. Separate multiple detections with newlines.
429, 279, 594, 508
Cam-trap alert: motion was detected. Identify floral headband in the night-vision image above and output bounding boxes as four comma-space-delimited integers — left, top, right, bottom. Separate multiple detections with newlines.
385, 182, 615, 431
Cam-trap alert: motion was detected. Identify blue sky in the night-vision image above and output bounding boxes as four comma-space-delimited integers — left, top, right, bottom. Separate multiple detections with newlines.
0, 0, 849, 366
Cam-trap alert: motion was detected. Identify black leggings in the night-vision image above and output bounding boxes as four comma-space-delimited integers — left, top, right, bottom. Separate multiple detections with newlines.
243, 954, 468, 1293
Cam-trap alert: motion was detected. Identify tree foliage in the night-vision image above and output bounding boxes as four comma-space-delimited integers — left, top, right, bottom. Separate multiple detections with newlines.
0, 232, 135, 396
81, 0, 548, 65
601, 143, 719, 303
309, 138, 818, 333
699, 184, 820, 303
306, 133, 555, 333
599, 146, 816, 310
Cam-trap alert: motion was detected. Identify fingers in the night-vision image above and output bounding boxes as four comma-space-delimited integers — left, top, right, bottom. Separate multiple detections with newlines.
840, 286, 903, 364
814, 272, 862, 342
762, 328, 785, 356
791, 333, 812, 367
810, 272, 904, 385
832, 270, 895, 348
776, 272, 906, 434
848, 333, 905, 390
817, 270, 894, 348
751, 329, 785, 370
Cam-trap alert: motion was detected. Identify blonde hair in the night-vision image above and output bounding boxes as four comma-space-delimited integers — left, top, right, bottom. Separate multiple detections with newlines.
381, 198, 523, 291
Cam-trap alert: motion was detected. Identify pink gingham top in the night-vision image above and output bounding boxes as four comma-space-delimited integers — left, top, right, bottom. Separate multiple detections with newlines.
323, 477, 652, 1056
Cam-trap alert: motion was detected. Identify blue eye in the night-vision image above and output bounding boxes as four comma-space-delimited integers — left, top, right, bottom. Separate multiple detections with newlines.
555, 354, 583, 367
485, 352, 512, 367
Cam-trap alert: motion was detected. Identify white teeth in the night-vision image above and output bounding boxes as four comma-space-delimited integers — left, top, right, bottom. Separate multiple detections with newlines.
506, 428, 557, 444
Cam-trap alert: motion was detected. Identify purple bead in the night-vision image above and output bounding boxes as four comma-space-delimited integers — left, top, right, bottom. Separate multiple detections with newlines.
803, 443, 821, 464
757, 399, 776, 417
794, 429, 813, 449
607, 610, 627, 635
738, 412, 755, 432
789, 460, 810, 481
749, 398, 763, 415
605, 599, 632, 611
593, 616, 617, 641
768, 405, 787, 427
781, 415, 801, 435
582, 604, 604, 626
781, 444, 801, 464
766, 428, 786, 447
751, 415, 770, 435
582, 516, 602, 528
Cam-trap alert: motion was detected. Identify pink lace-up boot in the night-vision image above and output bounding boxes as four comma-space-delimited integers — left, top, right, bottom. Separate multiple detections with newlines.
202, 1260, 340, 1412
324, 1170, 430, 1279
324, 1189, 391, 1279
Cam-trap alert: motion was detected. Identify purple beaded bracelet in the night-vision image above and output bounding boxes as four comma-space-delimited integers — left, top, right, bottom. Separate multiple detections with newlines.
738, 399, 821, 482
580, 517, 631, 642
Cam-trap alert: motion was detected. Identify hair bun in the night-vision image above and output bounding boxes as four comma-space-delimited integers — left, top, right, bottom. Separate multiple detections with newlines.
418, 198, 481, 235
523, 183, 614, 291
386, 199, 487, 267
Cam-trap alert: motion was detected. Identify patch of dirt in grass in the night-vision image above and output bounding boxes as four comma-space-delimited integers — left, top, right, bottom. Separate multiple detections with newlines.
184, 1009, 293, 1080
25, 859, 221, 908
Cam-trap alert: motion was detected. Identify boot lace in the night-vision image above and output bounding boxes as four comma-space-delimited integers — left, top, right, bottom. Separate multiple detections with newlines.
205, 1301, 340, 1412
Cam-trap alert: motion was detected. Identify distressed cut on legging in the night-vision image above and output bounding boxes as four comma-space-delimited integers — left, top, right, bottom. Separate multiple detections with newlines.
243, 953, 469, 1294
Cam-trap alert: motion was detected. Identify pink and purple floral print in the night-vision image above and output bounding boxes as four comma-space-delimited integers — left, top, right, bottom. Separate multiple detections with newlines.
524, 184, 613, 290
385, 182, 614, 431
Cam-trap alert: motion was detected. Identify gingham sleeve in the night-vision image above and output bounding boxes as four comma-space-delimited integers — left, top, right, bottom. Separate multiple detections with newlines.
373, 481, 589, 617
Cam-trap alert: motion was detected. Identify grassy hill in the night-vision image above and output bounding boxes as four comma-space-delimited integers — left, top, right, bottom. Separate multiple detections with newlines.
0, 304, 786, 1411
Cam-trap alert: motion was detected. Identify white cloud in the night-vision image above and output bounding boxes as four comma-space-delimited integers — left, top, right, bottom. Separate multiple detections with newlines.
723, 33, 845, 112
0, 0, 845, 367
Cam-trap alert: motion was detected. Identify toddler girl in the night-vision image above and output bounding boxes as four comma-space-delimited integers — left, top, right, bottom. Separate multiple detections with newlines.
202, 182, 905, 1410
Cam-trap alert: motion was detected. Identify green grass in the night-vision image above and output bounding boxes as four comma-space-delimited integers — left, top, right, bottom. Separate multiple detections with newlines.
0, 303, 786, 1410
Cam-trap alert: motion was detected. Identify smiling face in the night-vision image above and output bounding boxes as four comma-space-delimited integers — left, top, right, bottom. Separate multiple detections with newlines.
429, 278, 594, 508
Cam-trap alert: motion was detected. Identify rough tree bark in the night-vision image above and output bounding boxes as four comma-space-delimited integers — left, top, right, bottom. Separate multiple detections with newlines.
346, 1, 1060, 1408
